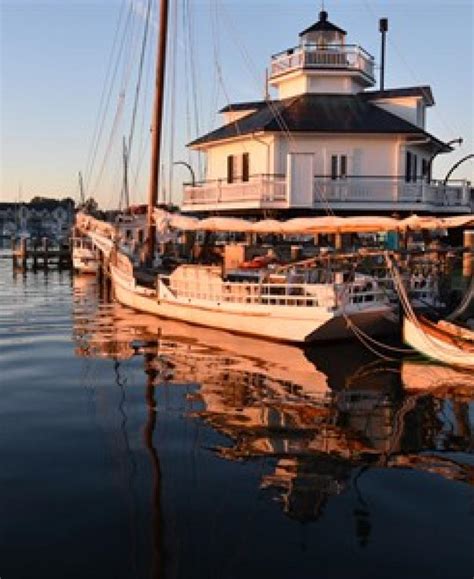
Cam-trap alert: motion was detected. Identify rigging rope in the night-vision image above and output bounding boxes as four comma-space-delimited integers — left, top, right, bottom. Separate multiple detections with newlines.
386, 253, 470, 360
128, 0, 153, 159
84, 0, 129, 195
93, 2, 144, 205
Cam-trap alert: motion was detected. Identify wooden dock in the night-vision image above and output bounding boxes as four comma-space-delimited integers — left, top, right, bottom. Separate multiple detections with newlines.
10, 238, 71, 270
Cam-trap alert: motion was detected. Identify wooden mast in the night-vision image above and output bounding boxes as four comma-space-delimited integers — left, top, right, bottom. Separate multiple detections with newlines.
145, 0, 169, 264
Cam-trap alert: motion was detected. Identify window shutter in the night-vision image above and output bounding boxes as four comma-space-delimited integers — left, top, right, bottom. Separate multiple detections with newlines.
340, 155, 347, 179
405, 151, 412, 182
242, 153, 249, 182
227, 155, 234, 184
412, 154, 418, 182
331, 155, 338, 180
422, 159, 428, 181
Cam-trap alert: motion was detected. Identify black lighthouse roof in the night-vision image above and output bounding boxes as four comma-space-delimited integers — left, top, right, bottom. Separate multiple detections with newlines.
299, 10, 347, 37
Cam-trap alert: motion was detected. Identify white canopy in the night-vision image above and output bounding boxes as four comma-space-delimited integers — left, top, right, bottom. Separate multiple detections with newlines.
152, 210, 474, 235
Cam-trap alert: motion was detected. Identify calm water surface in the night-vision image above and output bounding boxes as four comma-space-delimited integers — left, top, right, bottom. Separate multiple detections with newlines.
1, 253, 473, 579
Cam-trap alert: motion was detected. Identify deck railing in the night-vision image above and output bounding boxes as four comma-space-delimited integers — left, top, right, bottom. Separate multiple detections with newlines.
183, 174, 287, 206
270, 43, 375, 80
182, 175, 470, 210
313, 177, 470, 207
160, 274, 386, 309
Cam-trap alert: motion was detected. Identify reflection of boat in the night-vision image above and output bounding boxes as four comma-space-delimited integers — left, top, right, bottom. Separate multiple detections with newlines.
72, 276, 474, 523
401, 360, 474, 391
403, 315, 474, 368
73, 275, 329, 394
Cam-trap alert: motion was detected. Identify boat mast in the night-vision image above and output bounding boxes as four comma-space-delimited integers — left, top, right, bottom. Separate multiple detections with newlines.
145, 0, 169, 264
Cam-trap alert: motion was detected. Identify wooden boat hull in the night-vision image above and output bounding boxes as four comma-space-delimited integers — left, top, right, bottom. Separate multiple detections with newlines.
111, 264, 395, 343
403, 317, 474, 368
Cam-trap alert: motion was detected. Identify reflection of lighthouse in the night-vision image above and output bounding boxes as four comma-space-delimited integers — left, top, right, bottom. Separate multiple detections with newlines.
262, 456, 351, 523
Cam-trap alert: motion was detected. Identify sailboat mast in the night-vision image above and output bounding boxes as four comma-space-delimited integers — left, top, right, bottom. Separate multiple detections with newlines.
145, 0, 169, 264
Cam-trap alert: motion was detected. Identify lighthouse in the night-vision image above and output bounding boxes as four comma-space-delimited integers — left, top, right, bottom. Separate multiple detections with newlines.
182, 11, 470, 217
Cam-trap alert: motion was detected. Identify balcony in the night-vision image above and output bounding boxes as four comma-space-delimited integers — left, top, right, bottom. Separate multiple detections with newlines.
313, 178, 471, 211
182, 175, 287, 212
181, 175, 471, 214
270, 44, 375, 82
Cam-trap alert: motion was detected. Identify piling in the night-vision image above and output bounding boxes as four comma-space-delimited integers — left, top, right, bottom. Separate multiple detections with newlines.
42, 237, 49, 269
20, 238, 27, 269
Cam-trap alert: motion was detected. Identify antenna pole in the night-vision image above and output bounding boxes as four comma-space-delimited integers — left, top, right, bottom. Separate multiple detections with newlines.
145, 0, 169, 264
79, 171, 85, 205
379, 18, 388, 91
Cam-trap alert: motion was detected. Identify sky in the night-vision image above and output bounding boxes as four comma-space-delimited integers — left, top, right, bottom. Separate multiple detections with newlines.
1, 0, 473, 208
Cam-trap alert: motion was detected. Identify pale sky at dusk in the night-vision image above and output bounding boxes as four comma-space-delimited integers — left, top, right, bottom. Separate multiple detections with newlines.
1, 0, 473, 208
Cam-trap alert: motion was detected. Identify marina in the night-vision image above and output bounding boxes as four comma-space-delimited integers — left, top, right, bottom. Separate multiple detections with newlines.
1, 1, 473, 578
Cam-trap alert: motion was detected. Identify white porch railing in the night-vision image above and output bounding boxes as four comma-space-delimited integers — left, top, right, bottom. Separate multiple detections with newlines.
270, 44, 375, 81
313, 177, 470, 207
181, 176, 470, 210
183, 175, 287, 206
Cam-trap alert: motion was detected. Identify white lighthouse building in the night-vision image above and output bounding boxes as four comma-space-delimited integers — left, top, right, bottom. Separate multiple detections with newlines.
181, 10, 470, 216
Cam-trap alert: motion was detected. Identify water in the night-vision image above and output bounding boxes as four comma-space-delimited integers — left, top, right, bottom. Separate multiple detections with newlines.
1, 254, 473, 579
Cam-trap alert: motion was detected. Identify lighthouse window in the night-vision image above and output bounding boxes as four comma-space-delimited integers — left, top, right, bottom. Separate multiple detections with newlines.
331, 154, 348, 180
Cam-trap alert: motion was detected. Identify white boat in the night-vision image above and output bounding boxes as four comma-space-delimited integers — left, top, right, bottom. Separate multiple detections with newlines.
72, 235, 100, 274
403, 315, 474, 368
109, 248, 394, 343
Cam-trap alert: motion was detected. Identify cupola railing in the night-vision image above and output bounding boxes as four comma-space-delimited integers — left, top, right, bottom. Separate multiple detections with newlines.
270, 44, 375, 81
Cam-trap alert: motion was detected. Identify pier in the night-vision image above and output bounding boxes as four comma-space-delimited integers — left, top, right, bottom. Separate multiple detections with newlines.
9, 237, 71, 271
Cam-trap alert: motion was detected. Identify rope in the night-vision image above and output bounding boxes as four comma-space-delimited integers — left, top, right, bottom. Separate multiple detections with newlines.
128, 0, 153, 158
386, 253, 470, 360
84, 0, 129, 195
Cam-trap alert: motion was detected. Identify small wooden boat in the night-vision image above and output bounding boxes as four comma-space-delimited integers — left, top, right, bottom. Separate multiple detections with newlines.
403, 315, 474, 368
